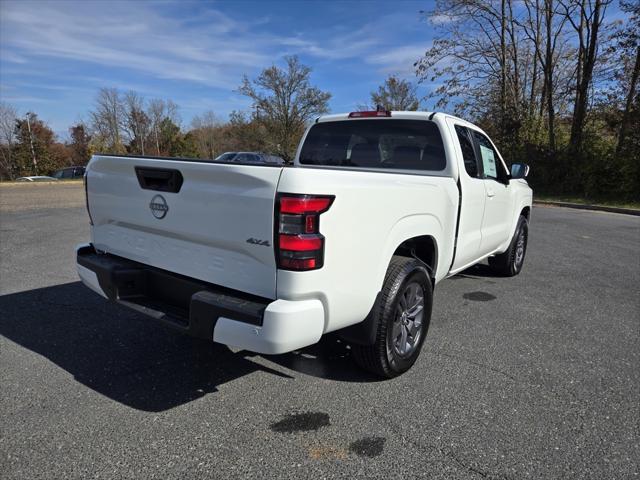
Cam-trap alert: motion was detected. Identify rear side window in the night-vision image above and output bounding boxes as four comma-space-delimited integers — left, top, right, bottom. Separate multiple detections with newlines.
454, 125, 479, 178
471, 131, 507, 182
299, 119, 446, 171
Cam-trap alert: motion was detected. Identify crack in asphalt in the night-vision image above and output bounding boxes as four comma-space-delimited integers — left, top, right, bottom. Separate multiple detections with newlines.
434, 351, 518, 382
351, 389, 510, 479
432, 349, 590, 467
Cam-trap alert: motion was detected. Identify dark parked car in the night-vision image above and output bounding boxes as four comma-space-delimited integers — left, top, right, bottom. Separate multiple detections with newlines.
52, 166, 86, 179
215, 152, 285, 165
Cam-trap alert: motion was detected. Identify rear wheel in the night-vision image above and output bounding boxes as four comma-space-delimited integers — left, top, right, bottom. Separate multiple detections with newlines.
352, 256, 433, 378
488, 215, 528, 276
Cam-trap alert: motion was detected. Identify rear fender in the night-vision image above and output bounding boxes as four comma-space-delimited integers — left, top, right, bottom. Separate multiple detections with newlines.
340, 216, 444, 346
378, 214, 447, 288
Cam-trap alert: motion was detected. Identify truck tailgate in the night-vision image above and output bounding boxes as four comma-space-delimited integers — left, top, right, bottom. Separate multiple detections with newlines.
87, 155, 282, 299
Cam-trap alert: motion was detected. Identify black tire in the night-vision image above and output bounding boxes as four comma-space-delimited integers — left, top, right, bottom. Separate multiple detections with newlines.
352, 256, 433, 378
488, 215, 529, 277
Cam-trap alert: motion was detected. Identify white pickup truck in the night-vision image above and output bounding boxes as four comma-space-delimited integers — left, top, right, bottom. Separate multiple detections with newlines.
77, 110, 532, 377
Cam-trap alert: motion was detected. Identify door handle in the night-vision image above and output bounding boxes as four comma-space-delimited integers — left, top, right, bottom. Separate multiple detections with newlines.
135, 166, 184, 193
486, 188, 495, 197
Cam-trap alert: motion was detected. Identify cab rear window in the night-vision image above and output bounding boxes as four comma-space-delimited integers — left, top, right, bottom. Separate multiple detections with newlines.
299, 119, 446, 171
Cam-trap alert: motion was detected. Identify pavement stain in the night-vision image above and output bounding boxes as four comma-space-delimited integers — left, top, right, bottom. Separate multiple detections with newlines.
463, 291, 497, 302
348, 436, 386, 458
270, 412, 330, 433
308, 445, 349, 460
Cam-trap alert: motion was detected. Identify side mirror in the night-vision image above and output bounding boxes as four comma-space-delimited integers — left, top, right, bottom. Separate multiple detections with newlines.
510, 163, 530, 179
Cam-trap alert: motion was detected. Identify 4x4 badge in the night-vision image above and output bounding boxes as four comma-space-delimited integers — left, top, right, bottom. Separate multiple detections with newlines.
246, 237, 270, 247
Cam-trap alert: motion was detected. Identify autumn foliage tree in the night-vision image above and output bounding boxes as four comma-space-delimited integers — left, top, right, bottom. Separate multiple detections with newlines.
13, 113, 66, 176
68, 123, 92, 165
0, 102, 18, 179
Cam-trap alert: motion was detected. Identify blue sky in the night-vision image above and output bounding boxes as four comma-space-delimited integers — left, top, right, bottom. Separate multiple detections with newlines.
0, 0, 438, 138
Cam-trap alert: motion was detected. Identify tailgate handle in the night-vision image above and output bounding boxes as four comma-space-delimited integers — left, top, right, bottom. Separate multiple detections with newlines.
135, 167, 183, 193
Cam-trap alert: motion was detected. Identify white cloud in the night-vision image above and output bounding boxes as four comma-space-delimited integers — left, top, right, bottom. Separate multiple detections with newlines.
0, 50, 27, 64
365, 44, 428, 75
430, 13, 456, 25
0, 1, 422, 87
0, 94, 56, 104
278, 24, 381, 61
0, 1, 435, 125
0, 1, 276, 89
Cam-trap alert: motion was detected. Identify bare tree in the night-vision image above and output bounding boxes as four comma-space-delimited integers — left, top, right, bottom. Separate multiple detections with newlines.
238, 56, 331, 161
517, 0, 575, 149
615, 9, 640, 154
123, 91, 149, 155
414, 0, 636, 199
543, 0, 558, 150
165, 100, 179, 126
190, 111, 221, 159
417, 0, 580, 152
148, 99, 181, 155
147, 99, 165, 155
89, 88, 125, 153
416, 1, 523, 128
369, 75, 421, 111
519, 0, 544, 122
618, 47, 640, 153
559, 0, 613, 154
0, 102, 18, 179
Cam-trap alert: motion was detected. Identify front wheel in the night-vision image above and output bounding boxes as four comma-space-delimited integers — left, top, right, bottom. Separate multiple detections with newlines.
488, 215, 529, 276
352, 256, 433, 378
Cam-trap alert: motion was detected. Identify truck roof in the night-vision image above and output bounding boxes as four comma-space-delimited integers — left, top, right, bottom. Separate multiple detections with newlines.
301, 110, 504, 180
315, 110, 482, 131
315, 111, 473, 127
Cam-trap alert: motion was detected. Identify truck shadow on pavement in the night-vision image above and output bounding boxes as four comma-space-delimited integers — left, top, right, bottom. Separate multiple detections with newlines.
246, 334, 382, 384
0, 282, 375, 412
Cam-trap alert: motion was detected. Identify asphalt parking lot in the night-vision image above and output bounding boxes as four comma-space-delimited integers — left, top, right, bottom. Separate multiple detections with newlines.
1, 183, 638, 479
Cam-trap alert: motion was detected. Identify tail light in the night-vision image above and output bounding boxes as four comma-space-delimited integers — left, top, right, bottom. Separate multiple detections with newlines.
84, 172, 93, 225
276, 194, 334, 271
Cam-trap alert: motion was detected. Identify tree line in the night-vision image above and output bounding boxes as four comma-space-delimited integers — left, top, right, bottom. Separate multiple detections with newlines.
417, 0, 638, 200
0, 0, 637, 201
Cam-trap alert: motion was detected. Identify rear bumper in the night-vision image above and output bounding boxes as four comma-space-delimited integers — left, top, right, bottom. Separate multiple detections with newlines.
76, 244, 324, 354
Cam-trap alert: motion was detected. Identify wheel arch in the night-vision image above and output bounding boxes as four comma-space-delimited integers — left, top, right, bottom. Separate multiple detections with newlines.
391, 235, 438, 283
377, 214, 448, 290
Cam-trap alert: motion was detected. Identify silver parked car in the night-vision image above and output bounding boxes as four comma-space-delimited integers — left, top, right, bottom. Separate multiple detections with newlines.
16, 176, 58, 182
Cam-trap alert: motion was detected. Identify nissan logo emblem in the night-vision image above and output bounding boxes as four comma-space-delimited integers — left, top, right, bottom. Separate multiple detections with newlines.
149, 194, 169, 219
